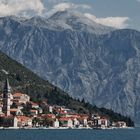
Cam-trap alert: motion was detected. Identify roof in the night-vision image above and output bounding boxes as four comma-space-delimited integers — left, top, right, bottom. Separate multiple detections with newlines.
100, 117, 108, 120
59, 117, 72, 121
13, 92, 29, 97
80, 115, 89, 119
10, 108, 19, 112
47, 114, 55, 117
13, 92, 23, 97
17, 116, 31, 121
41, 114, 56, 119
31, 110, 38, 112
60, 110, 67, 114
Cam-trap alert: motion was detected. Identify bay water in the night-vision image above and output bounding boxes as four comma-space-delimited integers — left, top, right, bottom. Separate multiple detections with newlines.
0, 128, 139, 140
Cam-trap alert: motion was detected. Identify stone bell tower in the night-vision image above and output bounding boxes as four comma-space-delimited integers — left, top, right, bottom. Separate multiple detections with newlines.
2, 79, 11, 116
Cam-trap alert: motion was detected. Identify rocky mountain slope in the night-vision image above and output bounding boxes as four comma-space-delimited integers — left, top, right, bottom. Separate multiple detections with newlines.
0, 11, 140, 123
0, 50, 133, 126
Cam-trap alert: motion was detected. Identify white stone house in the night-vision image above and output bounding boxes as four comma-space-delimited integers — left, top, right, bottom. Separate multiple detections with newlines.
53, 119, 60, 128
73, 118, 80, 127
13, 93, 30, 104
17, 116, 32, 127
59, 117, 73, 128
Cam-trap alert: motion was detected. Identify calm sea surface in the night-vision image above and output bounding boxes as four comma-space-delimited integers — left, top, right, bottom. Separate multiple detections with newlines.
0, 128, 140, 140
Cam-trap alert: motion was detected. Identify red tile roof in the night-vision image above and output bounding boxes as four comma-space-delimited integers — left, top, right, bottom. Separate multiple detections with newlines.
10, 108, 19, 112
13, 92, 23, 97
59, 117, 72, 121
17, 116, 31, 121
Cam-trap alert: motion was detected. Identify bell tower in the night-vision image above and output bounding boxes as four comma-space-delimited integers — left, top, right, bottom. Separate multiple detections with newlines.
2, 79, 11, 116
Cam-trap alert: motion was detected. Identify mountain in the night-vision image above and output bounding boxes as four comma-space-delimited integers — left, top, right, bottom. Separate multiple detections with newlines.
0, 50, 133, 126
48, 10, 114, 34
0, 11, 140, 123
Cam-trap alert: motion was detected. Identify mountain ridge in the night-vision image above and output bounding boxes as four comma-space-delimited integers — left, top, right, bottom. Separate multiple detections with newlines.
0, 11, 114, 34
0, 11, 140, 123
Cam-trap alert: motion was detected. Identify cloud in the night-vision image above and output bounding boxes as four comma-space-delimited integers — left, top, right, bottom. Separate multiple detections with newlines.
0, 0, 130, 29
0, 0, 45, 17
47, 0, 68, 4
136, 0, 140, 2
53, 2, 91, 12
53, 3, 72, 11
45, 2, 91, 17
84, 13, 129, 29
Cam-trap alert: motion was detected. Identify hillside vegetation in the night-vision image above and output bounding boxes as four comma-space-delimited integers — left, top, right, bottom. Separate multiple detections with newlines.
0, 51, 134, 126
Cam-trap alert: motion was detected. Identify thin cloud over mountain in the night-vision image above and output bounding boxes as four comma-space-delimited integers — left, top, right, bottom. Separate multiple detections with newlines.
0, 0, 130, 29
53, 3, 91, 11
85, 13, 129, 29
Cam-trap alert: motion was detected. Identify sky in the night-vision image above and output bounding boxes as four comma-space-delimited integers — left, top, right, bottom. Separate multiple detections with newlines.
0, 0, 139, 31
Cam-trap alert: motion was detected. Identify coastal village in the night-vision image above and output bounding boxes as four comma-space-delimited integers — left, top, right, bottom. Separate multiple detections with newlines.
0, 79, 127, 129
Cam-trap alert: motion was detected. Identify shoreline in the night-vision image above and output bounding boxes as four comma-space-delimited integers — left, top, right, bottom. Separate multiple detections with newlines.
0, 126, 134, 130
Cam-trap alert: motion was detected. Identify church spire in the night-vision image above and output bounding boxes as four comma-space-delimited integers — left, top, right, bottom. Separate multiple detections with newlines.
3, 79, 11, 94
2, 79, 11, 116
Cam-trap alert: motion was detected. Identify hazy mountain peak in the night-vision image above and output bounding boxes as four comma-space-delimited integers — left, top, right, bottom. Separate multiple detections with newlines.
49, 10, 85, 20
49, 10, 114, 34
0, 11, 114, 34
